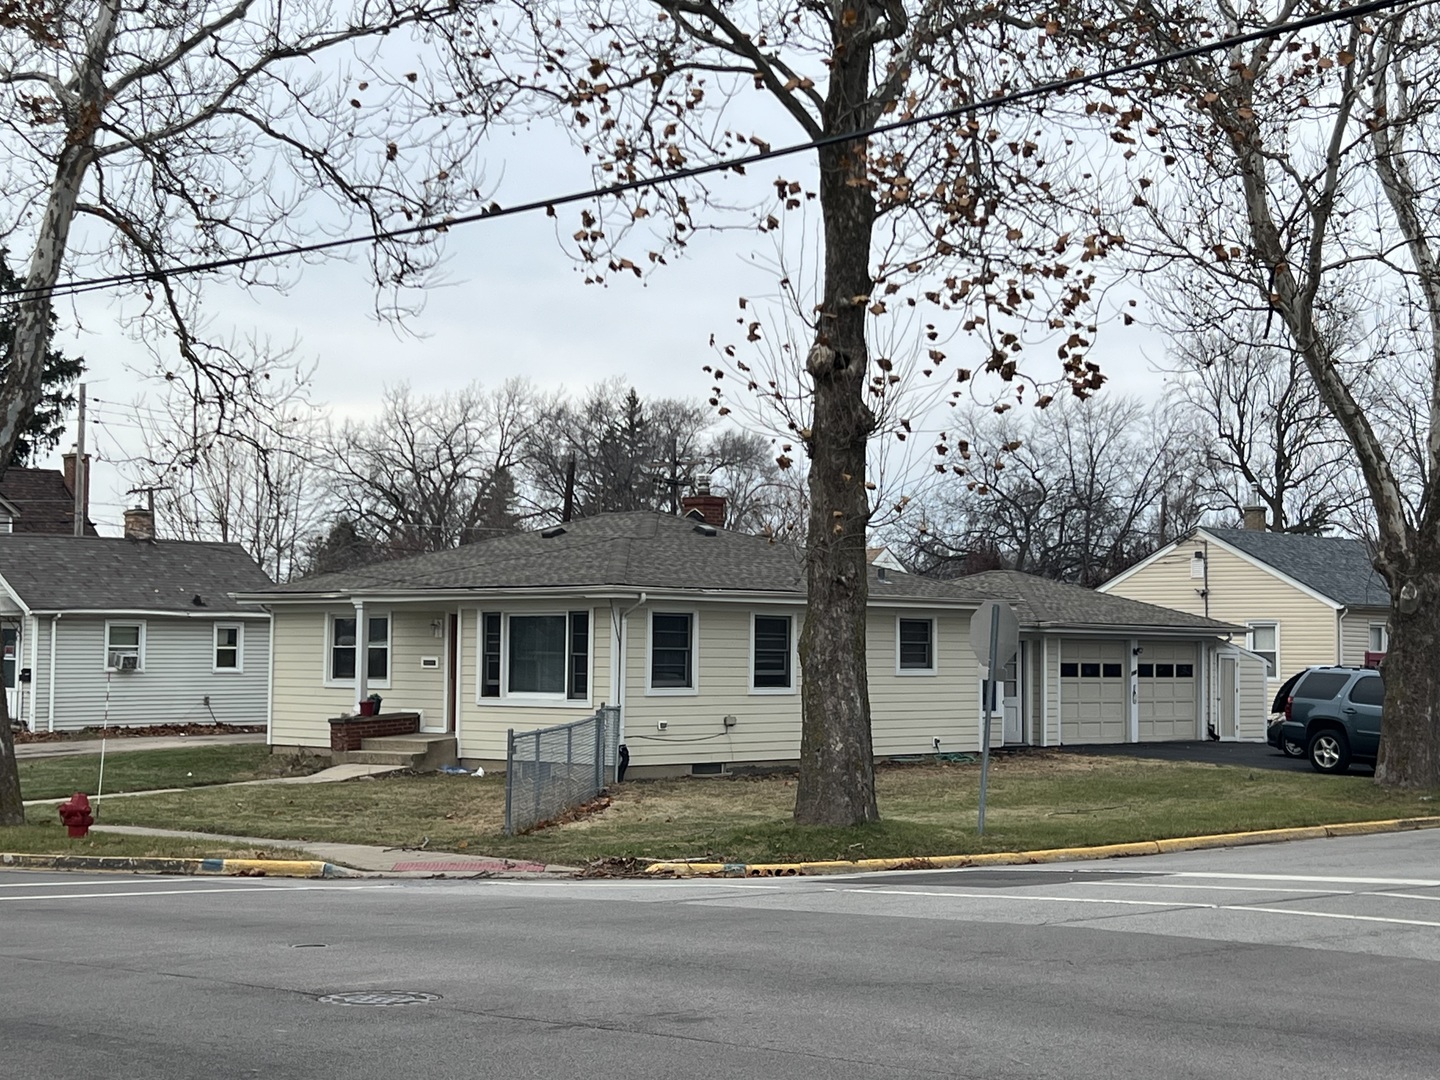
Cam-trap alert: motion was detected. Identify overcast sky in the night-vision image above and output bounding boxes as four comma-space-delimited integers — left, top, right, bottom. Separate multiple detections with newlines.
41, 116, 1175, 534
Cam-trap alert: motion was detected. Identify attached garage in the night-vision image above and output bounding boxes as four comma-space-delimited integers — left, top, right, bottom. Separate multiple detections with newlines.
1137, 640, 1199, 740
1059, 639, 1127, 744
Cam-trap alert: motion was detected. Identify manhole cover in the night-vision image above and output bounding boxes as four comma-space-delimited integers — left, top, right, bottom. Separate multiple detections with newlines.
317, 991, 441, 1007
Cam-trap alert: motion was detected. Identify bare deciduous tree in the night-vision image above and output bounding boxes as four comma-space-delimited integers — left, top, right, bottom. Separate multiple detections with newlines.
462, 0, 1117, 824
0, 0, 489, 825
893, 396, 1203, 585
321, 381, 540, 557
1096, 0, 1440, 786
121, 357, 327, 582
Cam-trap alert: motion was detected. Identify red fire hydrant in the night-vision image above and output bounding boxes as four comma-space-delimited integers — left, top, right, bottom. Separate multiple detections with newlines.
58, 792, 94, 838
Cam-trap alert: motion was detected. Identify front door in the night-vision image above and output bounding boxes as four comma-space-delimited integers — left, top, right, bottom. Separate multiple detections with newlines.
2, 626, 19, 723
1002, 646, 1023, 744
1217, 655, 1238, 740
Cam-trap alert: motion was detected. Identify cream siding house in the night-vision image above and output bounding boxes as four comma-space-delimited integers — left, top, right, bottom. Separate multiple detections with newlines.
1099, 527, 1390, 698
242, 512, 1265, 773
0, 533, 273, 731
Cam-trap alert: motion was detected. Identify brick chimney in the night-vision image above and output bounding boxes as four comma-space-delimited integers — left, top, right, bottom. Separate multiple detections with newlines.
681, 474, 726, 527
1241, 486, 1267, 531
123, 507, 155, 541
62, 450, 91, 528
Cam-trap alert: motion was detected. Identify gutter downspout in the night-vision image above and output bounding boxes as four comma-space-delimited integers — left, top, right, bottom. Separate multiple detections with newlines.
611, 593, 648, 747
1336, 606, 1347, 665
47, 614, 60, 732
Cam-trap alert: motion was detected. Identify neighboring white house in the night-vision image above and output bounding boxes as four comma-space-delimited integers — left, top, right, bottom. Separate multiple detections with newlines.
238, 511, 1268, 775
0, 515, 274, 732
1099, 523, 1390, 695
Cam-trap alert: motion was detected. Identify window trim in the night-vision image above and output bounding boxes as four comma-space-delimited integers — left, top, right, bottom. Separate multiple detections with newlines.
474, 608, 593, 707
1368, 622, 1389, 654
104, 620, 147, 673
749, 612, 798, 695
895, 615, 937, 676
646, 609, 700, 696
1246, 621, 1279, 678
213, 622, 244, 674
323, 611, 392, 689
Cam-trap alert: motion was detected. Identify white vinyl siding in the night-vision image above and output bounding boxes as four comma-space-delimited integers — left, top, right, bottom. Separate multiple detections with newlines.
1339, 609, 1390, 665
453, 604, 611, 762
31, 615, 269, 732
1103, 535, 1340, 687
868, 609, 977, 757
270, 607, 452, 746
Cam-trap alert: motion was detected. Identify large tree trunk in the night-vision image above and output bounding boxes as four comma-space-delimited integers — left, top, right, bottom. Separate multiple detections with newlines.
0, 3, 116, 827
794, 15, 880, 827
1375, 547, 1440, 788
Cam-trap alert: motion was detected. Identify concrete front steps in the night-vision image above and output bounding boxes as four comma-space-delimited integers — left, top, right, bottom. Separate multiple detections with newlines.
340, 733, 458, 771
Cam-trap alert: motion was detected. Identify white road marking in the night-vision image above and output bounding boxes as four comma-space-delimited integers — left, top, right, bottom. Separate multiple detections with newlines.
1238, 906, 1440, 929
1165, 872, 1440, 887
839, 888, 1214, 909
0, 884, 394, 902
1102, 882, 1353, 896
1374, 891, 1440, 903
0, 877, 178, 889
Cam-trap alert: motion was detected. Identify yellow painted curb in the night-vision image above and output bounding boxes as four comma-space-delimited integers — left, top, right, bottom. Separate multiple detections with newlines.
207, 859, 335, 878
644, 815, 1440, 878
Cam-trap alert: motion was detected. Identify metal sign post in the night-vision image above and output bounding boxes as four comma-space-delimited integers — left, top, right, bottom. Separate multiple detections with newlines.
969, 601, 1019, 837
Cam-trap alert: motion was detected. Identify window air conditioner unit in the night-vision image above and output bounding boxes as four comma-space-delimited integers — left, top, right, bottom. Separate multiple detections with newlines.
110, 653, 140, 672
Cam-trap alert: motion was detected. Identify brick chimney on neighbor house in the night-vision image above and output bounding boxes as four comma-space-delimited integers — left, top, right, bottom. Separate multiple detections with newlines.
1242, 486, 1267, 531
123, 507, 155, 541
61, 449, 91, 528
681, 474, 726, 527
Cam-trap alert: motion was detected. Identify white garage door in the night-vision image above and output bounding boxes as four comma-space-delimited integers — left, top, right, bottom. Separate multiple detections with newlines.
1137, 642, 1199, 741
1060, 640, 1128, 744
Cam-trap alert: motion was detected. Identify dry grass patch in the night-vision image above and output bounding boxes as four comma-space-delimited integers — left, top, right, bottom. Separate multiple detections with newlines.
94, 752, 1440, 868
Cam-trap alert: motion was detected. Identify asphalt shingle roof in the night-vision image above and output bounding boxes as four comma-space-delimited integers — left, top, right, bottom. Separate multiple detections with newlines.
942, 570, 1243, 632
255, 512, 1238, 636
0, 535, 273, 613
0, 468, 97, 536
1204, 528, 1389, 608
262, 511, 968, 602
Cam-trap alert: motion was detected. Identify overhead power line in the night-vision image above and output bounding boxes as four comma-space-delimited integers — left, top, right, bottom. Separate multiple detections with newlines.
0, 0, 1401, 305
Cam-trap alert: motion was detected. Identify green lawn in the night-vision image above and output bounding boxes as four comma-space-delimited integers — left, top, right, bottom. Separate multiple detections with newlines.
19, 745, 326, 801
1, 822, 304, 860
89, 752, 1440, 866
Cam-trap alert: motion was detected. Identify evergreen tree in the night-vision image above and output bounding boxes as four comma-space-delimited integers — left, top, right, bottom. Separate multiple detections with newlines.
0, 250, 84, 469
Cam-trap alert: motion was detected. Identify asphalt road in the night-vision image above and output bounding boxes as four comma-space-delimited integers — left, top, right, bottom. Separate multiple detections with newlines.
6, 832, 1440, 1079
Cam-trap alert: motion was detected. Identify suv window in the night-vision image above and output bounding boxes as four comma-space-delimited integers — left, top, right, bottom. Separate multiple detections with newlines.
1294, 672, 1350, 700
1349, 676, 1385, 706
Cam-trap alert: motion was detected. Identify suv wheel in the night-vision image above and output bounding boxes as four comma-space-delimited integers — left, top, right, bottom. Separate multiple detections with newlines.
1308, 729, 1351, 775
1281, 734, 1305, 758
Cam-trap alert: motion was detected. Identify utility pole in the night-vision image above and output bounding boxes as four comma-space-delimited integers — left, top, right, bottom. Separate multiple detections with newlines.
72, 383, 86, 536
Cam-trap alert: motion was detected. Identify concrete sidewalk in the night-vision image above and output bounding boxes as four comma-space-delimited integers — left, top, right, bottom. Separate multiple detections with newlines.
14, 732, 267, 760
91, 824, 574, 877
22, 761, 405, 808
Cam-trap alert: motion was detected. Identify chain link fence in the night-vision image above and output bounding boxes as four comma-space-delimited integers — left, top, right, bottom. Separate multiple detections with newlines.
504, 705, 621, 834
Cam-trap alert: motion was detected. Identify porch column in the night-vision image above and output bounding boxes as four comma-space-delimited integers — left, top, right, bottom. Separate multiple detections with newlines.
353, 599, 368, 712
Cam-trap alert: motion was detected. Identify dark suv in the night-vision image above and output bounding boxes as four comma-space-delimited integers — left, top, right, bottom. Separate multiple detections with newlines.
1278, 666, 1384, 775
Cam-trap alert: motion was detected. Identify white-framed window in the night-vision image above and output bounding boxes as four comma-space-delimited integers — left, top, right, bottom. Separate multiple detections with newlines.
105, 621, 146, 672
478, 610, 591, 703
750, 613, 796, 693
896, 616, 936, 675
648, 610, 698, 694
1247, 622, 1278, 677
0, 512, 11, 534
213, 623, 244, 672
1368, 623, 1389, 653
327, 612, 390, 686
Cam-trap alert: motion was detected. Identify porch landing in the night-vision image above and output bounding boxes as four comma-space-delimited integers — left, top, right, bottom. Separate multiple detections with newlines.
336, 733, 458, 771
